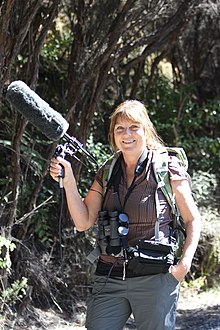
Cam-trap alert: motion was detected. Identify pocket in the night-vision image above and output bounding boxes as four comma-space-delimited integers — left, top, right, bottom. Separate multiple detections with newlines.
166, 272, 180, 285
91, 275, 108, 295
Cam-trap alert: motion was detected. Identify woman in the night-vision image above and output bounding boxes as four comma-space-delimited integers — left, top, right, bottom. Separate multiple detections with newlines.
50, 100, 201, 330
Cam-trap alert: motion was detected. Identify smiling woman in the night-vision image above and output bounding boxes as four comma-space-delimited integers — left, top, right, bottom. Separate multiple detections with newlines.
50, 99, 201, 330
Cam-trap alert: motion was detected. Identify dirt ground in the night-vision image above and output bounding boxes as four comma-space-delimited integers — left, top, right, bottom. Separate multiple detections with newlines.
4, 283, 219, 330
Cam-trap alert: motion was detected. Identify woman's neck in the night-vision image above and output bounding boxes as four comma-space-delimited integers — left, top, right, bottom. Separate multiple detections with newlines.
122, 148, 146, 169
122, 150, 145, 187
123, 154, 139, 171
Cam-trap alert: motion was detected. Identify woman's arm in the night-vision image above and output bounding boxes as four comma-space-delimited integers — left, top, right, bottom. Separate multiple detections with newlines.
170, 179, 201, 282
50, 156, 103, 231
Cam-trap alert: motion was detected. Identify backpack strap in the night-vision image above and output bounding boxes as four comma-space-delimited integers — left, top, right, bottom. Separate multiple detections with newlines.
166, 147, 188, 171
152, 148, 176, 215
152, 147, 187, 256
152, 147, 189, 215
102, 151, 121, 196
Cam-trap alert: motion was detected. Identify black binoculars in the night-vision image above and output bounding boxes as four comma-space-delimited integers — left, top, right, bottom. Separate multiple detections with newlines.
98, 210, 129, 256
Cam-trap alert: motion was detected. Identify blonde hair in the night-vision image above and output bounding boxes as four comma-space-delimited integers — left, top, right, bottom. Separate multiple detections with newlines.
109, 100, 164, 152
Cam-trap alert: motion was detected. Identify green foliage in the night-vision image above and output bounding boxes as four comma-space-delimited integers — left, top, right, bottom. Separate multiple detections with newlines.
176, 99, 220, 173
199, 209, 220, 286
0, 236, 16, 270
202, 239, 220, 275
191, 171, 217, 207
86, 135, 112, 167
78, 135, 112, 197
41, 32, 73, 62
0, 277, 28, 308
35, 214, 54, 247
190, 170, 219, 285
138, 70, 220, 174
0, 236, 28, 311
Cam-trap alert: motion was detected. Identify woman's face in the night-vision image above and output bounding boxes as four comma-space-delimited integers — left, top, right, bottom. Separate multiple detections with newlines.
114, 116, 146, 156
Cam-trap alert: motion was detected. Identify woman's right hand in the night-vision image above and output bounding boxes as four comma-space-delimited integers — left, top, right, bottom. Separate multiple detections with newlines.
49, 156, 76, 188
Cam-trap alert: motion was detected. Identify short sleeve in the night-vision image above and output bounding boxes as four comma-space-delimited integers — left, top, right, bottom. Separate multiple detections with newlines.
168, 155, 188, 181
94, 152, 120, 188
94, 166, 104, 187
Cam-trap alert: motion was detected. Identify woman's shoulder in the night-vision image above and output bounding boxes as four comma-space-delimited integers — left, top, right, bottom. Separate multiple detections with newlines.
167, 152, 188, 181
152, 147, 188, 181
95, 151, 121, 187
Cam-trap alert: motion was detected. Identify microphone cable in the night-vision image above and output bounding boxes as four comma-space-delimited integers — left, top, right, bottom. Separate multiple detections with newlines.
58, 185, 66, 284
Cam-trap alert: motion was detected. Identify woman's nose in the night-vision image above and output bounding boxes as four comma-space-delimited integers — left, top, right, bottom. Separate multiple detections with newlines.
124, 127, 132, 134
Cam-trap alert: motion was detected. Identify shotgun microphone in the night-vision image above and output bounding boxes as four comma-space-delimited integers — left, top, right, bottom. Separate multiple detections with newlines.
6, 80, 97, 165
6, 80, 69, 140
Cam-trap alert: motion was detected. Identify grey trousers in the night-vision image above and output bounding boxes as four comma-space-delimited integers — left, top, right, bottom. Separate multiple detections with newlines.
85, 273, 180, 330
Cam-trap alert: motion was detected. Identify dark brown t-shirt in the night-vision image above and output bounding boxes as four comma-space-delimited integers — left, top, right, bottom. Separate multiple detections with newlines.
95, 151, 187, 248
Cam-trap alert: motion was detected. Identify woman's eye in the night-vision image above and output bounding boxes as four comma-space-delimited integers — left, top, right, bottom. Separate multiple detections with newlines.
130, 125, 139, 130
115, 126, 124, 132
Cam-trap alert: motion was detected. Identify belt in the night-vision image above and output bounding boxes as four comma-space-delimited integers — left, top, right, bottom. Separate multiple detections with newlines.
99, 255, 125, 265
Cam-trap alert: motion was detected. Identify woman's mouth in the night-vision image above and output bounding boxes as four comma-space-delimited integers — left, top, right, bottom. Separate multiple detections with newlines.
122, 140, 135, 144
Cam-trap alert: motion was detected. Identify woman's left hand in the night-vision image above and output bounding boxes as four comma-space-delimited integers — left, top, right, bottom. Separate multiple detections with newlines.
169, 260, 190, 282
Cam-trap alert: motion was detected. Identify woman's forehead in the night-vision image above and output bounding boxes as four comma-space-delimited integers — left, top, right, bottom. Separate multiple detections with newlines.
115, 114, 140, 125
